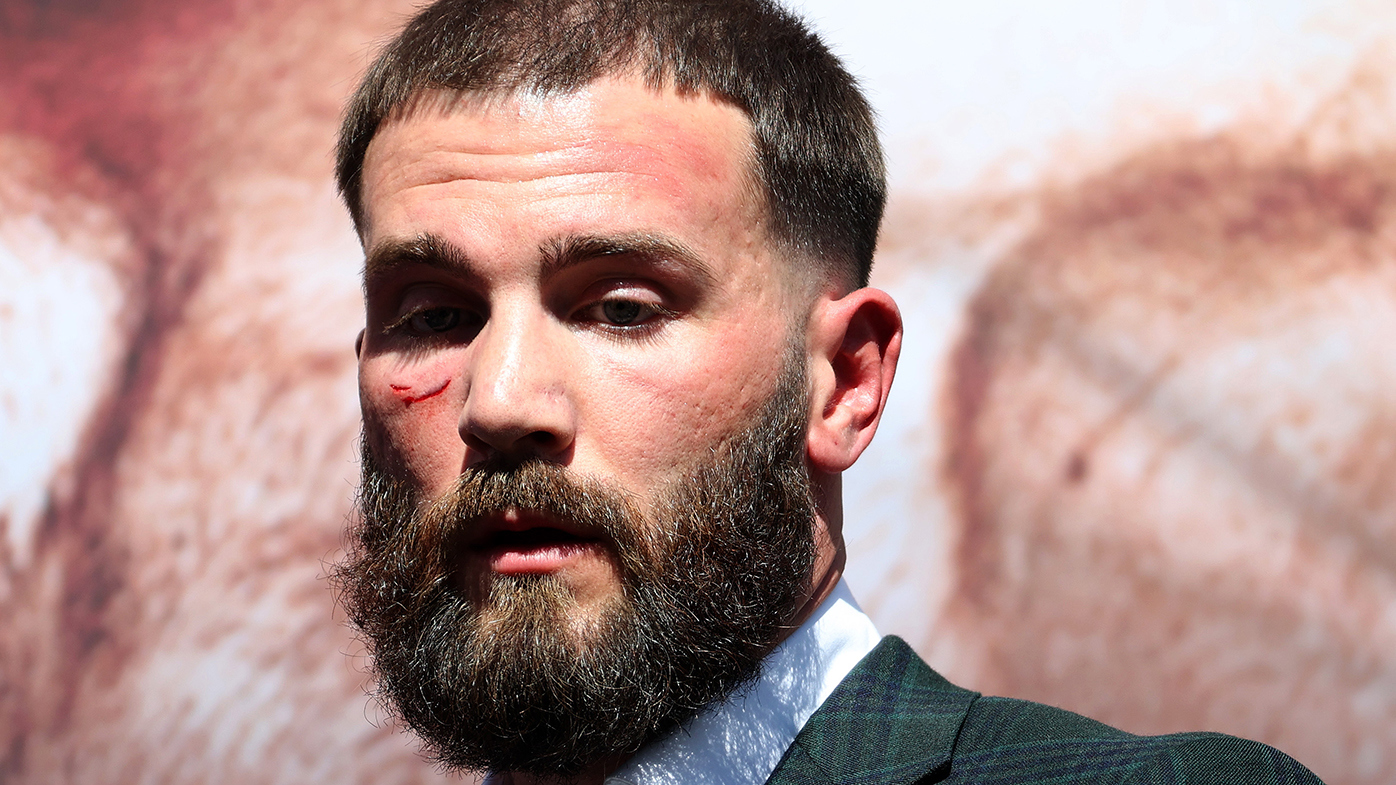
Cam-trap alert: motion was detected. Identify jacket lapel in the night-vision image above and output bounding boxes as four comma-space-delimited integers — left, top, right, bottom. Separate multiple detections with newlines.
764, 636, 977, 785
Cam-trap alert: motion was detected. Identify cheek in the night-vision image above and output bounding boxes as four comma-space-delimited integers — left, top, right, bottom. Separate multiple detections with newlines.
587, 331, 781, 477
359, 353, 464, 485
389, 377, 451, 405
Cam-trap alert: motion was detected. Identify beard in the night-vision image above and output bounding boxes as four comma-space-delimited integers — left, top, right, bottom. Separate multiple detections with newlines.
333, 360, 818, 777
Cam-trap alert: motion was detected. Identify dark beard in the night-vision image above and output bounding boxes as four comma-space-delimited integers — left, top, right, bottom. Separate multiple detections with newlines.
334, 361, 817, 777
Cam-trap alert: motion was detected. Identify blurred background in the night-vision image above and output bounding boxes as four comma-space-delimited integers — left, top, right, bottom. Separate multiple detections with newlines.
2, 0, 1393, 782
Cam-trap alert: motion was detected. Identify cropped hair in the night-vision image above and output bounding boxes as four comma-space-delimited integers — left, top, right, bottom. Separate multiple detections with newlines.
335, 0, 885, 287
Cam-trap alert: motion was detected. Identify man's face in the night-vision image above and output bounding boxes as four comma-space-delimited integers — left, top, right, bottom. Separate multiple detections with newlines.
350, 76, 819, 773
355, 76, 803, 629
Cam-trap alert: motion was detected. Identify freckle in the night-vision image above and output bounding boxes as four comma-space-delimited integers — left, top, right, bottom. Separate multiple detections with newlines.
393, 378, 451, 406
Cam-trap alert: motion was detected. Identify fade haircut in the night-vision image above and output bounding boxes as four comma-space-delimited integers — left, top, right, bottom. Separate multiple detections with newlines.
335, 0, 885, 288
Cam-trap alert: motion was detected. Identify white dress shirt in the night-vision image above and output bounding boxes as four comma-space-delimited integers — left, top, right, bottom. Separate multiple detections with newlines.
605, 578, 880, 785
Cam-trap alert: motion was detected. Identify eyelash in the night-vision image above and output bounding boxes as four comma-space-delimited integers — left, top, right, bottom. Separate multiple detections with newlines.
383, 305, 478, 338
584, 297, 675, 328
381, 294, 677, 342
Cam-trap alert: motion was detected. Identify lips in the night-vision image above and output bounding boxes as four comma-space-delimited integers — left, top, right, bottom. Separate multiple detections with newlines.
461, 510, 605, 575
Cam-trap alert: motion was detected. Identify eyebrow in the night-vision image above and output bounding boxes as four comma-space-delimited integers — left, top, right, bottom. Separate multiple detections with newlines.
540, 233, 717, 285
363, 231, 717, 288
363, 234, 473, 289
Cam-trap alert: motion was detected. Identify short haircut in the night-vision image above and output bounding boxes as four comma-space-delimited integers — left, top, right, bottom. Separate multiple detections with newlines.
335, 0, 885, 288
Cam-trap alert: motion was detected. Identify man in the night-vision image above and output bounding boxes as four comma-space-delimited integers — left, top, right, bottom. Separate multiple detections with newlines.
332, 0, 1324, 783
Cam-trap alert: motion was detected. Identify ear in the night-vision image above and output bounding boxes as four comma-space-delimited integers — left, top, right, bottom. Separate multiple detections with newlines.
355, 328, 365, 359
805, 287, 902, 473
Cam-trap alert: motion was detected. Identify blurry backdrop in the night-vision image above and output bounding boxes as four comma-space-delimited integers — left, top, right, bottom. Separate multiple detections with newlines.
1, 1, 1393, 783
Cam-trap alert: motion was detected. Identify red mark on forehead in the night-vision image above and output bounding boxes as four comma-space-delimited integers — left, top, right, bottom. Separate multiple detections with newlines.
391, 378, 451, 406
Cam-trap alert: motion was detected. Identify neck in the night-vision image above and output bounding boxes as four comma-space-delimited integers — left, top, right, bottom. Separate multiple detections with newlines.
783, 470, 846, 640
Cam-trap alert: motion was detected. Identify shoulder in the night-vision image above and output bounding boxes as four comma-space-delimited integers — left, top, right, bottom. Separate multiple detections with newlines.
949, 694, 1325, 784
771, 637, 1325, 785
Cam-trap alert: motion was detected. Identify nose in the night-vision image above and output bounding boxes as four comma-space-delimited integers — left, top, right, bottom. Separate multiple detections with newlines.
457, 311, 577, 464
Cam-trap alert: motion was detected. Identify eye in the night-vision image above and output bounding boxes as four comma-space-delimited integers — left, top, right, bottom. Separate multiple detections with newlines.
410, 306, 462, 333
601, 299, 645, 325
582, 296, 670, 329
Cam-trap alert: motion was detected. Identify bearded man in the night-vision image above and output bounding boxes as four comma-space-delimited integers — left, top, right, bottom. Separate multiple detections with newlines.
331, 1, 1325, 783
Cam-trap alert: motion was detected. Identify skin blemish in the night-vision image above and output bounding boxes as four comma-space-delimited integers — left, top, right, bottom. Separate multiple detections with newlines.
391, 378, 451, 405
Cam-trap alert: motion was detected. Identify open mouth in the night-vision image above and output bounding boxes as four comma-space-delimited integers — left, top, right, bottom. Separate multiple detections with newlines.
481, 527, 590, 550
467, 519, 603, 575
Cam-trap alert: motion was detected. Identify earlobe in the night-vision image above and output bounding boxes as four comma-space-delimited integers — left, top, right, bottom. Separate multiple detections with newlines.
805, 287, 902, 473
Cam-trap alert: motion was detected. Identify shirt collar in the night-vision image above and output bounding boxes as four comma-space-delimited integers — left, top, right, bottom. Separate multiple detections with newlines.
603, 578, 881, 785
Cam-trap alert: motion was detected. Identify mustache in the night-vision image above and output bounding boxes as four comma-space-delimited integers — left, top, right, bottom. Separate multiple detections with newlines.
402, 457, 658, 590
431, 459, 636, 535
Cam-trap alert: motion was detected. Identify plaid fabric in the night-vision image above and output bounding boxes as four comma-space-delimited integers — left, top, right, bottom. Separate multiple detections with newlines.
764, 637, 1325, 785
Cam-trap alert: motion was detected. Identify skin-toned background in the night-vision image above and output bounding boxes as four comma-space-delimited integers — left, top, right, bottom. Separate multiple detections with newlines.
1, 1, 1392, 783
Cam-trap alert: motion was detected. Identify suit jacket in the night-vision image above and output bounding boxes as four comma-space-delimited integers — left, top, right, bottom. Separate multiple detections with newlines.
764, 636, 1323, 785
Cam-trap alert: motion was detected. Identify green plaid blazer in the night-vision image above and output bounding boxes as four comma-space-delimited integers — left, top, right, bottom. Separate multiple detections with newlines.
765, 637, 1324, 785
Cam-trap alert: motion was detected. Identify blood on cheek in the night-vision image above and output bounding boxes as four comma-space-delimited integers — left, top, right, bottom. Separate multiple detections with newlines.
388, 377, 452, 406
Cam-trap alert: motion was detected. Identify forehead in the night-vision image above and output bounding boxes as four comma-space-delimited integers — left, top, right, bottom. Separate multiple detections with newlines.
358, 77, 764, 250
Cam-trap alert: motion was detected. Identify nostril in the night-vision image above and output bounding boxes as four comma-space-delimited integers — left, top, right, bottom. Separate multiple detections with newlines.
456, 381, 576, 459
461, 431, 497, 457
525, 430, 556, 447
460, 426, 567, 463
